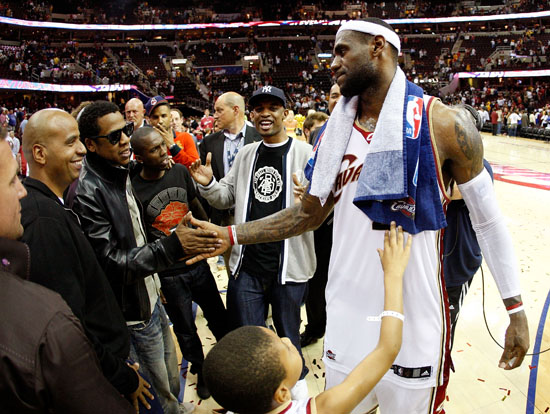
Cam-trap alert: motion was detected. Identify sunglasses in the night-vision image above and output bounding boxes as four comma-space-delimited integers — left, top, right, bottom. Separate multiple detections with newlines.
90, 122, 134, 145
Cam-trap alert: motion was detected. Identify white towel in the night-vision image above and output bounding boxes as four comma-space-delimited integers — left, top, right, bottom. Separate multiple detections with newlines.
310, 67, 407, 204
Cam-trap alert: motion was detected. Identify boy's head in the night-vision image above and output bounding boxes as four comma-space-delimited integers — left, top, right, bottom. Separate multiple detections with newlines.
203, 326, 302, 414
130, 126, 170, 171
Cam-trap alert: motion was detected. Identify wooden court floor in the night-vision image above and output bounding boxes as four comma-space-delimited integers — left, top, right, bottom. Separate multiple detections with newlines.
180, 132, 550, 413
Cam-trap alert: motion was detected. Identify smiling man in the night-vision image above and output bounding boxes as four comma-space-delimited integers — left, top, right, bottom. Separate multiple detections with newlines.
189, 85, 315, 400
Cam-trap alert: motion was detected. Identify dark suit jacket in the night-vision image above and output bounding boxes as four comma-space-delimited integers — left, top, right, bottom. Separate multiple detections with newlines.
199, 124, 261, 224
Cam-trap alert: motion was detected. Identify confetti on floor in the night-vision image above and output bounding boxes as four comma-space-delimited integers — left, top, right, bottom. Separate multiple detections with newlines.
477, 378, 485, 382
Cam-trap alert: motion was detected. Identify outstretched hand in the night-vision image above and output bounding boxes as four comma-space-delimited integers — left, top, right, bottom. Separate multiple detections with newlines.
189, 152, 214, 186
185, 216, 231, 265
377, 222, 412, 281
174, 212, 222, 256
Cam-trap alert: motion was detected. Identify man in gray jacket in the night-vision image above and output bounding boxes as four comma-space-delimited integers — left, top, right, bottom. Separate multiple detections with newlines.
189, 86, 315, 399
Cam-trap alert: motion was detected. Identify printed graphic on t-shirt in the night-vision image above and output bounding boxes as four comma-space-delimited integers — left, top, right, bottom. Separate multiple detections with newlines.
146, 187, 189, 237
253, 166, 283, 203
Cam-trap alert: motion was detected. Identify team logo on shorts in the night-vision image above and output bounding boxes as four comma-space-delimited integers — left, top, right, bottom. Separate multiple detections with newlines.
253, 166, 283, 203
326, 350, 336, 361
406, 96, 423, 140
390, 197, 416, 219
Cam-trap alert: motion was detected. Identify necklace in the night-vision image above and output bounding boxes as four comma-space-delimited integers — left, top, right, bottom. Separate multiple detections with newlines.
358, 117, 377, 131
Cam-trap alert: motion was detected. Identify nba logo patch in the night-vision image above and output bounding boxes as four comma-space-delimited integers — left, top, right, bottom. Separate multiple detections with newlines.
406, 96, 423, 140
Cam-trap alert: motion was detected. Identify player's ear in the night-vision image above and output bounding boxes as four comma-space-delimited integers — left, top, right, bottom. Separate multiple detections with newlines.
273, 382, 291, 405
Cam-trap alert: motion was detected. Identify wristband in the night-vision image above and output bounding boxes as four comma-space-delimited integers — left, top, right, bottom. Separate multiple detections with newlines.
231, 225, 238, 245
227, 225, 238, 246
366, 310, 404, 322
227, 226, 235, 246
506, 301, 524, 315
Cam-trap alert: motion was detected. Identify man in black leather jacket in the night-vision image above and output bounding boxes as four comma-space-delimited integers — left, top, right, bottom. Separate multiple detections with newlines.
71, 101, 220, 414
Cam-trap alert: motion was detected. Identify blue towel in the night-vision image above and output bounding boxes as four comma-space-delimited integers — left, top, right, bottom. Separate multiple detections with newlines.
306, 69, 447, 234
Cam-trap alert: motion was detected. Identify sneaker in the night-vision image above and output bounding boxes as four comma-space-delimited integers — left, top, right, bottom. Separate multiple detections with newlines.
196, 371, 211, 400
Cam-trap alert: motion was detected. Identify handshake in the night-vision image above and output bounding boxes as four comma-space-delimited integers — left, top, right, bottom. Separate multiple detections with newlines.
173, 212, 230, 265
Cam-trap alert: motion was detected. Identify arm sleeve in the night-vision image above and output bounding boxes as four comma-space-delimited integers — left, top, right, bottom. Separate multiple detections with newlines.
38, 310, 134, 414
23, 217, 139, 396
72, 190, 184, 284
458, 168, 521, 299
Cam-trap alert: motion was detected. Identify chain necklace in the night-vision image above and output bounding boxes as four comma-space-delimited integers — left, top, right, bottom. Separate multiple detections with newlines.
358, 117, 377, 132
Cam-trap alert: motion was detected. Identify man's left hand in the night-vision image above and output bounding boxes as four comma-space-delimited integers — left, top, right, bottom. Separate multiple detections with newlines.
499, 311, 529, 370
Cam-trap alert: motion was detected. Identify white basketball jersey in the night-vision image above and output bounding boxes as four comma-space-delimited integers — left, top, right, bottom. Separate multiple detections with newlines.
323, 121, 449, 389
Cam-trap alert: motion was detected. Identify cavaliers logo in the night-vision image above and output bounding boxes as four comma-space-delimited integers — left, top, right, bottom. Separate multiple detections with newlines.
406, 96, 423, 140
253, 166, 283, 203
390, 197, 416, 219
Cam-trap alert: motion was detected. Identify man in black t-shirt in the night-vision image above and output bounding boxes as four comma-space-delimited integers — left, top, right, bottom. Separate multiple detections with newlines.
189, 86, 316, 400
131, 126, 229, 401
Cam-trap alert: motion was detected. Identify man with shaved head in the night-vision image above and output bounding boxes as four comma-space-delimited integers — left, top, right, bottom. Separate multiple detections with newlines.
20, 109, 155, 412
0, 129, 134, 413
125, 98, 147, 129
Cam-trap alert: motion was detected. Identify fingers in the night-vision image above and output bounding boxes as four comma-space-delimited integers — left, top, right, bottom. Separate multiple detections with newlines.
206, 152, 212, 167
499, 347, 526, 370
404, 231, 413, 254
138, 393, 151, 410
182, 211, 193, 225
185, 252, 218, 265
132, 397, 139, 413
292, 172, 301, 186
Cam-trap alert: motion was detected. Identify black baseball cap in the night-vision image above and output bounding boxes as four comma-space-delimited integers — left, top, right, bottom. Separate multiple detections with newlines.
249, 85, 286, 108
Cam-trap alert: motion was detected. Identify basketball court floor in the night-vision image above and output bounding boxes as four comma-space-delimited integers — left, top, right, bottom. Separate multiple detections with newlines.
180, 132, 550, 413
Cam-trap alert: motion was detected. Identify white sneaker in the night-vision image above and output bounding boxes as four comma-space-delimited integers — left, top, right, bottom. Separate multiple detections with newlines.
179, 402, 195, 413
290, 379, 309, 400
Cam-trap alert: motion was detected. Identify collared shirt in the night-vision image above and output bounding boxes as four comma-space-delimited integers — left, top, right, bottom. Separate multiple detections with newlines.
223, 123, 247, 176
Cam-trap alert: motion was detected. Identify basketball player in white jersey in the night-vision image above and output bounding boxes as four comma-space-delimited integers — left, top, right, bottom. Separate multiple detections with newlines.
188, 18, 529, 413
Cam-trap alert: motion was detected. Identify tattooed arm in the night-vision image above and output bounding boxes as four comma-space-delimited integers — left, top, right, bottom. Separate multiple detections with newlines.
186, 191, 334, 264
433, 101, 529, 370
237, 191, 334, 244
433, 100, 484, 184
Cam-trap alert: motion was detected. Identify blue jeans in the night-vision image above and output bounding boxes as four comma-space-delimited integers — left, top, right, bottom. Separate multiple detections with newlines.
227, 269, 308, 379
161, 262, 229, 373
129, 299, 180, 414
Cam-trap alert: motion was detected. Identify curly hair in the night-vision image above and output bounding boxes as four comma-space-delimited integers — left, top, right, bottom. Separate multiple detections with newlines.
78, 100, 120, 139
203, 326, 286, 414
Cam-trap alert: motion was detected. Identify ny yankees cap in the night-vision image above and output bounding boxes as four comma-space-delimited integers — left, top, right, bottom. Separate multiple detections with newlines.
249, 85, 287, 108
145, 95, 170, 117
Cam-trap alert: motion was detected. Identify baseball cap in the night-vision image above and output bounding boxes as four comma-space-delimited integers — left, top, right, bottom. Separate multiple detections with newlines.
249, 85, 286, 108
145, 95, 170, 117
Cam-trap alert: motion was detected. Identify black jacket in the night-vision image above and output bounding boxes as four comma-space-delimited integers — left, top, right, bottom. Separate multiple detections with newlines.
199, 124, 261, 224
70, 151, 184, 322
20, 177, 138, 396
0, 238, 133, 414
